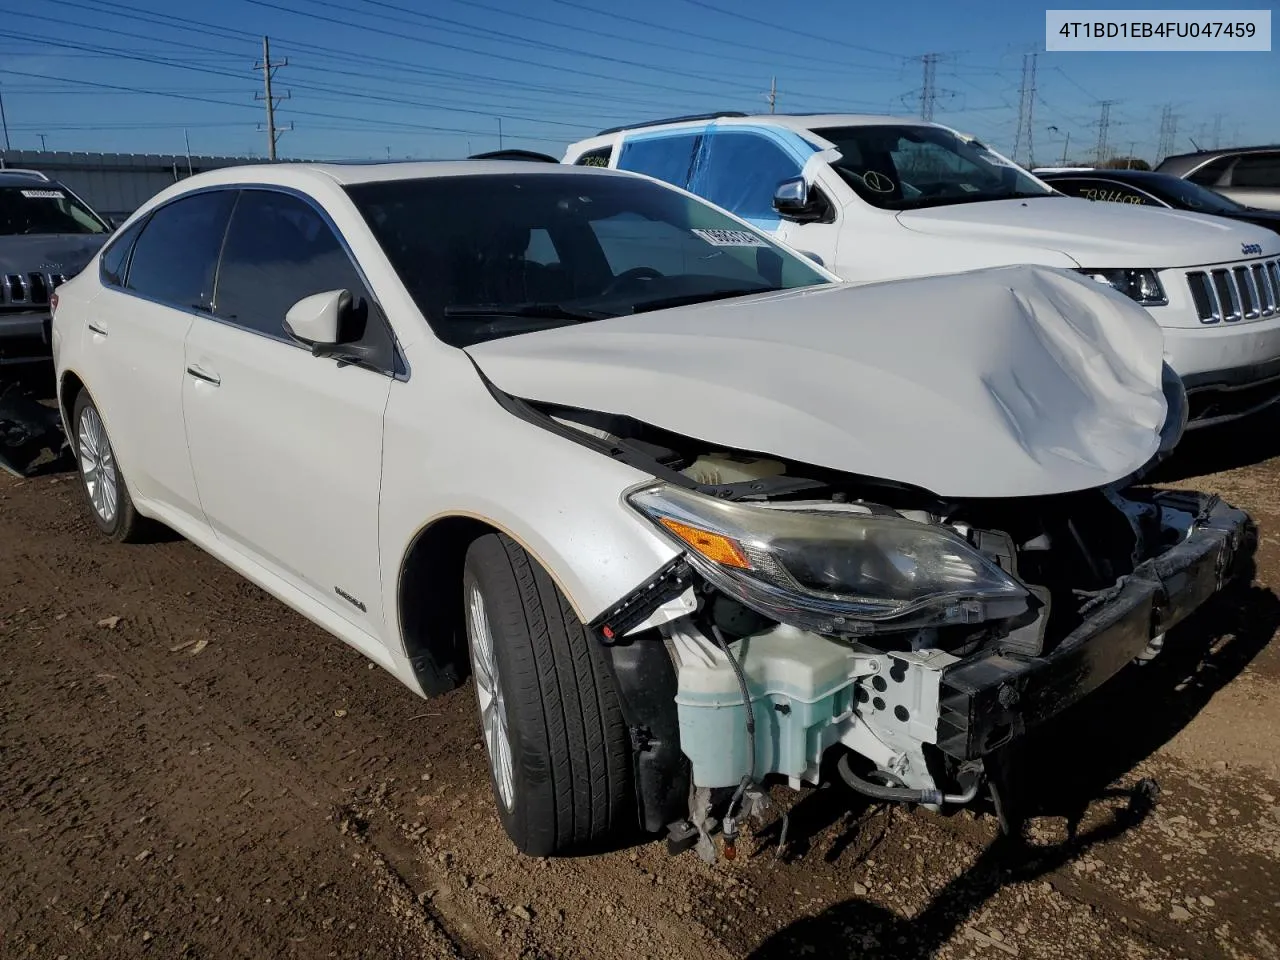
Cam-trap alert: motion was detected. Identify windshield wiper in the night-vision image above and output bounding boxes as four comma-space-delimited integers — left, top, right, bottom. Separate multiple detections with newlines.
627, 287, 771, 315
442, 302, 613, 322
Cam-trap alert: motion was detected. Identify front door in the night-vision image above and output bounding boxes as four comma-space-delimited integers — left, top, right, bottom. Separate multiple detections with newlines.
181, 187, 395, 634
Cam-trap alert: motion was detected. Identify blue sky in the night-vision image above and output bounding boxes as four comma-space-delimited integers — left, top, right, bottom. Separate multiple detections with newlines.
0, 0, 1275, 164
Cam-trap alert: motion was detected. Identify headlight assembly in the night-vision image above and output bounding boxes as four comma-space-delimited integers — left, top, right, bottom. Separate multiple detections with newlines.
1079, 268, 1168, 306
626, 483, 1029, 637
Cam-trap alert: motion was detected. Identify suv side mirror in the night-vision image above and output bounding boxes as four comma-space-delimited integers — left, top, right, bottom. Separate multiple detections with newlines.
284, 289, 375, 366
772, 176, 829, 223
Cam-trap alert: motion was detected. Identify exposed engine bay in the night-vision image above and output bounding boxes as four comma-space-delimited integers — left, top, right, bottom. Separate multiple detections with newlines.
532, 400, 1256, 861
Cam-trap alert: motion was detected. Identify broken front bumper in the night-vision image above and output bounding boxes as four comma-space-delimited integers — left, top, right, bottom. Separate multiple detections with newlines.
936, 494, 1256, 761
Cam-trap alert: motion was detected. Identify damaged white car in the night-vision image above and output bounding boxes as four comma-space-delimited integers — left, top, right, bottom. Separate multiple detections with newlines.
51, 161, 1255, 860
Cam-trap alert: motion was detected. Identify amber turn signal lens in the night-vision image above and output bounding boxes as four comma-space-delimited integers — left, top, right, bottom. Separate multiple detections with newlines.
658, 517, 750, 569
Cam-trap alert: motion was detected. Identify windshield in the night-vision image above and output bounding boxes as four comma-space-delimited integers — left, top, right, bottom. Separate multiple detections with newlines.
810, 124, 1057, 211
344, 172, 830, 347
1156, 176, 1247, 213
0, 184, 109, 236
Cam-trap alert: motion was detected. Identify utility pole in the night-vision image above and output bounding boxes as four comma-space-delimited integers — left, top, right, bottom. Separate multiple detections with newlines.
184, 128, 193, 177
497, 117, 503, 150
1012, 51, 1038, 168
1211, 113, 1223, 149
38, 133, 46, 152
1156, 104, 1178, 163
0, 83, 10, 153
919, 53, 939, 120
1126, 140, 1136, 168
1060, 130, 1070, 164
254, 36, 291, 161
767, 75, 777, 114
1093, 99, 1119, 165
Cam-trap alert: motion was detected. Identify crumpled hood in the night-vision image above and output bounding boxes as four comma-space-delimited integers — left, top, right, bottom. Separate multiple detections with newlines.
897, 197, 1280, 268
0, 234, 108, 277
465, 264, 1171, 499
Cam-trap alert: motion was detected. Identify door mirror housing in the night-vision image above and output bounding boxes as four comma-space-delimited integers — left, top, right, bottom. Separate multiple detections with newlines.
772, 176, 830, 223
284, 289, 350, 346
284, 289, 376, 366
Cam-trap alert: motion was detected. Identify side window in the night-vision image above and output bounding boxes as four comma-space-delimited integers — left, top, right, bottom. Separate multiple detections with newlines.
213, 189, 370, 340
126, 191, 236, 310
1230, 153, 1280, 189
615, 133, 700, 190
99, 217, 147, 287
1051, 179, 1154, 205
574, 146, 612, 168
1186, 156, 1233, 186
693, 131, 804, 221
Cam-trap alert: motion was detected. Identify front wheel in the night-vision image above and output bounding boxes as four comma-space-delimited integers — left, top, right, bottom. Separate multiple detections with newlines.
71, 390, 150, 542
462, 532, 635, 856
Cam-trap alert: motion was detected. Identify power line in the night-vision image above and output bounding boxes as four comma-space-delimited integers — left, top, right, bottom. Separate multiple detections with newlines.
254, 36, 291, 161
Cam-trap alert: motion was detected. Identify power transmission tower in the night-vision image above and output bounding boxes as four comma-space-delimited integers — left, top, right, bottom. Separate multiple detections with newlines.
255, 36, 292, 161
1012, 51, 1038, 167
1093, 99, 1120, 165
1156, 104, 1179, 162
919, 53, 939, 120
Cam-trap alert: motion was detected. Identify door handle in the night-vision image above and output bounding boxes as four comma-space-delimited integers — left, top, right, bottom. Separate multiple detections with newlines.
87, 321, 108, 337
186, 364, 221, 386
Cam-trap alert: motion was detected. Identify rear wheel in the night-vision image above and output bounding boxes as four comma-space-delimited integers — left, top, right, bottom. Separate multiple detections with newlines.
462, 532, 635, 856
71, 390, 150, 542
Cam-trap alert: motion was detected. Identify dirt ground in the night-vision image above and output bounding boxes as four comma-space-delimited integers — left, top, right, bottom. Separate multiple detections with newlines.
6, 378, 1280, 960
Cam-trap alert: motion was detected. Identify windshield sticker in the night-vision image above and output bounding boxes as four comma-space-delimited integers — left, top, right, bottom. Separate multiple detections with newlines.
692, 228, 768, 247
958, 183, 980, 192
860, 170, 895, 193
980, 152, 1017, 169
20, 189, 66, 199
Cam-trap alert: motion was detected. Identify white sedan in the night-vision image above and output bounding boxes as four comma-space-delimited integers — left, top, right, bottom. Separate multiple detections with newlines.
51, 160, 1255, 860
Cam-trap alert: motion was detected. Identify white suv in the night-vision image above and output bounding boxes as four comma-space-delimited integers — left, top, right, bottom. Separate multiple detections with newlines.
52, 160, 1254, 860
564, 113, 1280, 429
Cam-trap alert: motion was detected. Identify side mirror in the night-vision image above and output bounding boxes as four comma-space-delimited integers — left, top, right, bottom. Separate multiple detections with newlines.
772, 176, 829, 223
284, 289, 375, 366
284, 289, 349, 346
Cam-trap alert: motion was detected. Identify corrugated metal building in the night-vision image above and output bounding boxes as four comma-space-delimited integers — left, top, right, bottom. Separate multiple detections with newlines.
0, 150, 288, 222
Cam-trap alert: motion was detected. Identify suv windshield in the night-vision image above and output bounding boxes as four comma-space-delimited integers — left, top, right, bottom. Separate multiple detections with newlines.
345, 172, 830, 347
810, 124, 1057, 211
0, 183, 109, 236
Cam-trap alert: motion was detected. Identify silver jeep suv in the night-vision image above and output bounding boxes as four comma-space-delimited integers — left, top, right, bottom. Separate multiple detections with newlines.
0, 168, 112, 368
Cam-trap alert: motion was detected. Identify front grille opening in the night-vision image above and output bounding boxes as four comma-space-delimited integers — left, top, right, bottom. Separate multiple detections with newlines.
1188, 379, 1280, 424
1212, 270, 1241, 321
1188, 272, 1216, 322
1235, 267, 1257, 317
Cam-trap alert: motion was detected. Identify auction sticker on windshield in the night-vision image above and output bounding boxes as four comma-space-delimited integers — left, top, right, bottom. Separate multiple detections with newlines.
692, 228, 768, 247
20, 189, 66, 199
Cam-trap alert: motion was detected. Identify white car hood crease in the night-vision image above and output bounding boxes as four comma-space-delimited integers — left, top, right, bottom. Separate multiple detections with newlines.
464, 265, 1169, 499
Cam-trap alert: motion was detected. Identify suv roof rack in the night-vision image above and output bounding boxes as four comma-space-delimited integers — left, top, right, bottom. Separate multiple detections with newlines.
467, 149, 559, 163
0, 167, 52, 181
595, 111, 748, 137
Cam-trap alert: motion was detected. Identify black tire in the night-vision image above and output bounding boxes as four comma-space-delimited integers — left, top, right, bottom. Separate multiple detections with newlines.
70, 389, 151, 543
462, 532, 635, 856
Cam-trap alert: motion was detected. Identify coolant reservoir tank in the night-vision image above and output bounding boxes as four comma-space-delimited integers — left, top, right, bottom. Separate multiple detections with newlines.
682, 452, 787, 485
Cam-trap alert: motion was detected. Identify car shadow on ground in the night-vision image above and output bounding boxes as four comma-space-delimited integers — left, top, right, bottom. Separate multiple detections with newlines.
1150, 404, 1280, 483
744, 577, 1280, 959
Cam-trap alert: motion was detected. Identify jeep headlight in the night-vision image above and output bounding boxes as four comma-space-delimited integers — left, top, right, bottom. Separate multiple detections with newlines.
626, 483, 1029, 636
1080, 268, 1168, 306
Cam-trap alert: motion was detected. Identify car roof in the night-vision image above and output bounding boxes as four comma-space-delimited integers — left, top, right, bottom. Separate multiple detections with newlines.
149, 159, 640, 192
0, 169, 61, 187
1157, 144, 1280, 176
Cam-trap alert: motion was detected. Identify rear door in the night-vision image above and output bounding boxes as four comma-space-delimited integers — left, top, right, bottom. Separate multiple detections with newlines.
613, 130, 702, 191
181, 187, 396, 633
80, 189, 235, 522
